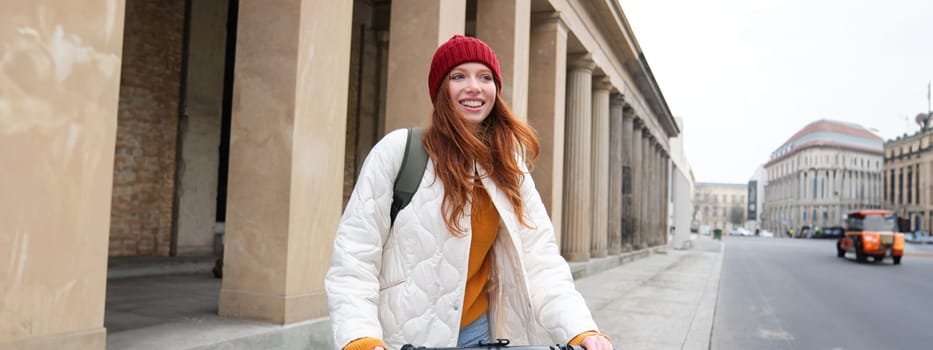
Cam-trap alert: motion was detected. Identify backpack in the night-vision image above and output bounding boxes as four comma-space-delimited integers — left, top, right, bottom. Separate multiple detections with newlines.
390, 128, 428, 226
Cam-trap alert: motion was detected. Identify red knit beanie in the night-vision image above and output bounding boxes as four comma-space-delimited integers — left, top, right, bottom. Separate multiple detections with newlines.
428, 34, 501, 100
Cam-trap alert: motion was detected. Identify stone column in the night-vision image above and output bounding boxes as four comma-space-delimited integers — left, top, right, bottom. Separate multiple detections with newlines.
476, 0, 530, 118
608, 94, 625, 254
852, 170, 857, 200
664, 154, 668, 243
176, 0, 229, 256
645, 133, 655, 247
663, 150, 671, 244
833, 170, 838, 202
898, 167, 902, 205
219, 0, 353, 324
659, 151, 667, 244
664, 150, 671, 243
650, 140, 660, 246
811, 169, 818, 201
0, 2, 125, 348
528, 12, 568, 245
644, 138, 653, 246
882, 169, 893, 207
914, 163, 919, 220
656, 150, 663, 244
631, 121, 644, 249
894, 168, 899, 205
800, 171, 806, 201
384, 0, 466, 132
642, 135, 652, 247
562, 54, 595, 262
621, 108, 635, 251
590, 77, 611, 258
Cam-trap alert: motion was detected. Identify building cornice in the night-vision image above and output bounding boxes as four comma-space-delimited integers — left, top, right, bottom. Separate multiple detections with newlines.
764, 141, 883, 168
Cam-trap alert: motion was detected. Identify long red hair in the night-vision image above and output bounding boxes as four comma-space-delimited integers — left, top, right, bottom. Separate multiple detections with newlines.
424, 79, 540, 236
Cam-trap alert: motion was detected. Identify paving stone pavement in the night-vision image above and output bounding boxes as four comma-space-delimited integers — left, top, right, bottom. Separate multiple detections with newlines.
574, 237, 723, 350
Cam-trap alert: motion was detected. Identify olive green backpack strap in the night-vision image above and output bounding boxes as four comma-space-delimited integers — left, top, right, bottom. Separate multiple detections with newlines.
390, 128, 428, 226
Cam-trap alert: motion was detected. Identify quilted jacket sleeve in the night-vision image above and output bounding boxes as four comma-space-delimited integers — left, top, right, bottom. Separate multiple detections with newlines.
325, 129, 408, 349
515, 161, 599, 343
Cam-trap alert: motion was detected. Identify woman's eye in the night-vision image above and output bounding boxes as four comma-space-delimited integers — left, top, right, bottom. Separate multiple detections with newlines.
481, 75, 494, 81
450, 74, 464, 80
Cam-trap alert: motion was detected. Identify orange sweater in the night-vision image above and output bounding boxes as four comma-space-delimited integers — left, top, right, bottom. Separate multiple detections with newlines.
461, 181, 500, 327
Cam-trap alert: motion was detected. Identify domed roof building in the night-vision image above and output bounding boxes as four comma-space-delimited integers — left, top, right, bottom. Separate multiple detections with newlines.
762, 119, 883, 235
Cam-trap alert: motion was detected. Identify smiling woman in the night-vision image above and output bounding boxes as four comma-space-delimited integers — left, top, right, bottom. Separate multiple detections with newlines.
325, 35, 614, 350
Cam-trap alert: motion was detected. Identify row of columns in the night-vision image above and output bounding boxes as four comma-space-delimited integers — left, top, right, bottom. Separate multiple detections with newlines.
798, 169, 880, 202
886, 163, 923, 206
561, 54, 671, 262
885, 160, 930, 231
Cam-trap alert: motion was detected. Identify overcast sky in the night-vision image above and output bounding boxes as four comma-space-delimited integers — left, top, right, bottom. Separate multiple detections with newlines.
620, 0, 933, 184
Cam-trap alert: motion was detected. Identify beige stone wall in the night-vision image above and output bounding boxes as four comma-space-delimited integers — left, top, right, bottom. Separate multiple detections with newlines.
0, 1, 125, 348
110, 0, 186, 256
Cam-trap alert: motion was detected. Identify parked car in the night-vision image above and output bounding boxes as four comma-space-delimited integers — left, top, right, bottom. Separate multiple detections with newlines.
837, 210, 904, 264
729, 227, 752, 236
759, 230, 774, 238
813, 226, 844, 239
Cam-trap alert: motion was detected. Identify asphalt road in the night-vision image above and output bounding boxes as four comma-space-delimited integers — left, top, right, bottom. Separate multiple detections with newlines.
711, 236, 933, 350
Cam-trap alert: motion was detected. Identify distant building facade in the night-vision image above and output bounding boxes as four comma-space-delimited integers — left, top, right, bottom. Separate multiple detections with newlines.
883, 129, 933, 232
762, 119, 883, 234
693, 183, 747, 231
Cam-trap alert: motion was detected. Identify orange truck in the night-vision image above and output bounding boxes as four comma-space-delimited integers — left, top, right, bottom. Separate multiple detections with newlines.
836, 210, 905, 264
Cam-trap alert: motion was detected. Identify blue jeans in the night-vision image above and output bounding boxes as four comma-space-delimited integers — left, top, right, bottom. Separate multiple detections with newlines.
457, 313, 490, 347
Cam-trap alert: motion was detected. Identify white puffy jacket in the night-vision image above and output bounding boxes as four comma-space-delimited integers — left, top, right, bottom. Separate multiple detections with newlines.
325, 129, 598, 350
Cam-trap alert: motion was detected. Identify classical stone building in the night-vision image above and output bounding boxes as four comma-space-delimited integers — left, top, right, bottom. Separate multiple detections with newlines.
762, 119, 883, 234
2, 0, 683, 348
883, 127, 933, 232
693, 183, 747, 231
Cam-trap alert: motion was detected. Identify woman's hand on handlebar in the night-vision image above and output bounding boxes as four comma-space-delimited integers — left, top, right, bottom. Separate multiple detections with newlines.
581, 334, 613, 350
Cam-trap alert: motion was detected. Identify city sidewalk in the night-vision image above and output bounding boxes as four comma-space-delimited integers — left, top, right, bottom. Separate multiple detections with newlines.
105, 237, 723, 349
575, 236, 724, 350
